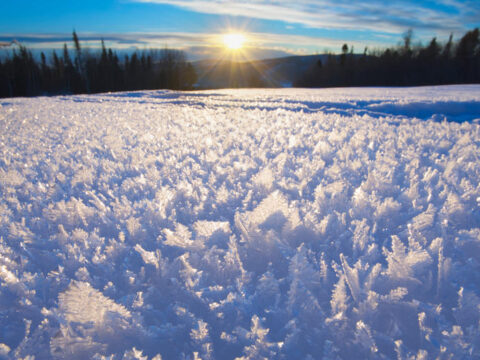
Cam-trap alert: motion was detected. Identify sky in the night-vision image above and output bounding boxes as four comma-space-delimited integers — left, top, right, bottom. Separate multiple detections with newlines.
1, 0, 479, 60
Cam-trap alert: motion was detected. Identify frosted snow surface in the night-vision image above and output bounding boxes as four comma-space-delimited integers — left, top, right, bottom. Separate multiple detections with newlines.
0, 85, 480, 359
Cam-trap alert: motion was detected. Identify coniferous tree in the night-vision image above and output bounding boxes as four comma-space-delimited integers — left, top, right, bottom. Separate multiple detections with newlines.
40, 52, 51, 92
72, 30, 89, 93
456, 28, 480, 82
51, 50, 64, 93
72, 31, 81, 71
340, 44, 348, 67
62, 43, 74, 92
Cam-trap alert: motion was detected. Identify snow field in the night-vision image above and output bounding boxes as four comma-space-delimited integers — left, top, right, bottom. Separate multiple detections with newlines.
0, 85, 480, 359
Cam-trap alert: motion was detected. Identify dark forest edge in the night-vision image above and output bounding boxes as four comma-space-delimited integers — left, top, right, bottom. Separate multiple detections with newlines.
296, 28, 480, 87
0, 31, 197, 98
0, 28, 479, 98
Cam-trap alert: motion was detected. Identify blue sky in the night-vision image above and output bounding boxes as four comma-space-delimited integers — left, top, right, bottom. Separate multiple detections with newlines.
1, 0, 479, 60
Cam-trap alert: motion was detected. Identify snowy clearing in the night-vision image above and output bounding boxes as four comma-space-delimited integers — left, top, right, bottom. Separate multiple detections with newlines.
0, 85, 480, 359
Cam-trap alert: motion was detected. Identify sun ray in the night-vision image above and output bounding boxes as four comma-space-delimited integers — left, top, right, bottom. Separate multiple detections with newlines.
195, 29, 265, 88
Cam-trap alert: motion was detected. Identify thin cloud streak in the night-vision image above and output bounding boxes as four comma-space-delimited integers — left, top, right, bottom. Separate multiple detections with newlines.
0, 31, 386, 60
0, 32, 215, 51
134, 0, 479, 35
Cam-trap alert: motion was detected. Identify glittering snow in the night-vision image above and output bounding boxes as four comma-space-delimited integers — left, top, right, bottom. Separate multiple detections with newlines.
0, 85, 479, 359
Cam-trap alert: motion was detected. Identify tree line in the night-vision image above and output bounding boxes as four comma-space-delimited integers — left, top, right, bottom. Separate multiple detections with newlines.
296, 28, 480, 87
0, 31, 197, 98
1, 28, 479, 97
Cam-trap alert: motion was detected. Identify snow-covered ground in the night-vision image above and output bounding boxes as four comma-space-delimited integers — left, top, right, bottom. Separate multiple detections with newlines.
0, 85, 480, 359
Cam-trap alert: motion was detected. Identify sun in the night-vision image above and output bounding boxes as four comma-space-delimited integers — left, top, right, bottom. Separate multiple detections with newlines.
223, 33, 246, 50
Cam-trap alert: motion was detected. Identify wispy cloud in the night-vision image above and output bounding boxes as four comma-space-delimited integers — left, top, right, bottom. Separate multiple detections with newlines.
133, 0, 480, 35
0, 31, 386, 60
0, 32, 304, 60
0, 32, 213, 50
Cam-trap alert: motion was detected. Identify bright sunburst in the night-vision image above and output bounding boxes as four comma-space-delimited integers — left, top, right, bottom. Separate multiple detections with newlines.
223, 33, 246, 50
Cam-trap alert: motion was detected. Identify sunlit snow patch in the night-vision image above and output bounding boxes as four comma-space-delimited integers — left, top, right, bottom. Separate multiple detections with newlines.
0, 85, 479, 359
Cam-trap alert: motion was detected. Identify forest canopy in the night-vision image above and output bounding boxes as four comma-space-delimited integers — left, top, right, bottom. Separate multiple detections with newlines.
0, 32, 197, 98
296, 28, 480, 87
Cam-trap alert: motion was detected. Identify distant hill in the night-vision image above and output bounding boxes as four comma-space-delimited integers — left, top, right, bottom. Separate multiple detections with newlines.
193, 54, 328, 89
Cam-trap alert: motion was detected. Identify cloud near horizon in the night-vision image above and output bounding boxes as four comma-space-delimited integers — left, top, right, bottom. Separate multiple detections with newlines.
133, 0, 480, 35
0, 31, 388, 60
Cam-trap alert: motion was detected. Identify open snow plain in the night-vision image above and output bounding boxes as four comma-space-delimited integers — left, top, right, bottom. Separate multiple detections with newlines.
0, 85, 480, 359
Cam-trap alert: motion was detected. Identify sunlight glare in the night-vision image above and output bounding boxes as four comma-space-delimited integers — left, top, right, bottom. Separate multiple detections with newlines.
223, 33, 246, 50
